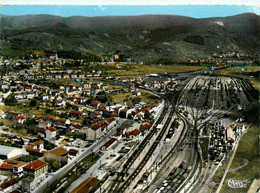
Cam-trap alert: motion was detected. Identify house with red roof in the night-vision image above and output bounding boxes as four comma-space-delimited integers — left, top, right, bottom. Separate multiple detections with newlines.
38, 121, 51, 129
14, 116, 26, 124
37, 129, 46, 138
86, 123, 104, 141
44, 147, 68, 164
45, 127, 56, 139
35, 116, 44, 121
101, 84, 108, 90
82, 82, 91, 88
90, 111, 102, 118
121, 78, 127, 83
0, 163, 14, 172
21, 160, 48, 192
5, 111, 23, 118
68, 149, 79, 157
90, 101, 99, 108
113, 132, 122, 140
56, 100, 66, 107
25, 140, 44, 151
125, 129, 141, 138
91, 85, 100, 95
47, 147, 68, 158
40, 94, 49, 101
140, 121, 153, 130
0, 179, 19, 193
44, 115, 56, 123
119, 109, 127, 118
2, 160, 27, 177
72, 96, 88, 104
82, 88, 91, 96
92, 118, 101, 125
69, 111, 83, 117
106, 118, 116, 131
56, 118, 70, 126
26, 148, 46, 157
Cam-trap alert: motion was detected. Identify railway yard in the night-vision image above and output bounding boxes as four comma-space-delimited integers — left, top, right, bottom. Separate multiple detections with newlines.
98, 73, 258, 193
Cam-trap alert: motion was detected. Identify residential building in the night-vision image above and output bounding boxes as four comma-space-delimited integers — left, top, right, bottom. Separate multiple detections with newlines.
86, 124, 102, 141
0, 179, 19, 193
21, 160, 48, 192
45, 127, 56, 139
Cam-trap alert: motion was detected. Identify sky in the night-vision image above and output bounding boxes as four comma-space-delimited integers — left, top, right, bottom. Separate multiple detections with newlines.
0, 0, 260, 18
1, 4, 259, 18
1, 0, 259, 5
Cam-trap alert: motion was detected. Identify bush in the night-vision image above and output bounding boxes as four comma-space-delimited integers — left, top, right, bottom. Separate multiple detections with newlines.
29, 99, 37, 107
4, 94, 17, 106
132, 97, 141, 104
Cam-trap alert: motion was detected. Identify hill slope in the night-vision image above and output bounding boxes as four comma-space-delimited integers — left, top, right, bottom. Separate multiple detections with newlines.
0, 13, 259, 61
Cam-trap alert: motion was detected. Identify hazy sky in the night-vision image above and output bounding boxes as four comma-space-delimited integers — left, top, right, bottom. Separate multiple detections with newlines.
1, 5, 259, 18
1, 0, 259, 5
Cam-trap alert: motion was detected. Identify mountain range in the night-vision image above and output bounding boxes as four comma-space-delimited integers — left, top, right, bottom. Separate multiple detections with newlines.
0, 13, 259, 61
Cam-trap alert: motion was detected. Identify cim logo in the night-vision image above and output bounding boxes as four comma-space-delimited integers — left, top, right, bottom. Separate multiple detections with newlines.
227, 179, 248, 188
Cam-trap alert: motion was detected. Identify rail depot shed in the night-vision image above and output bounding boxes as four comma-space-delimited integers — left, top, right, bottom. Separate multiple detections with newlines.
0, 145, 23, 160
71, 177, 100, 193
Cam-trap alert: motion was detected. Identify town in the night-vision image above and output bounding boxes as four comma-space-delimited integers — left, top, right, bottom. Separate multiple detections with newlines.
0, 54, 258, 193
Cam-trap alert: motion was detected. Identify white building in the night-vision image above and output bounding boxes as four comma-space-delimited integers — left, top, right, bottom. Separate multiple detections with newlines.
45, 128, 56, 139
0, 145, 23, 160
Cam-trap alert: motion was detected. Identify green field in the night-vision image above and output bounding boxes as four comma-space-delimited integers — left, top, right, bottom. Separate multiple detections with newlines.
0, 102, 46, 116
104, 64, 207, 76
108, 90, 160, 106
0, 49, 29, 58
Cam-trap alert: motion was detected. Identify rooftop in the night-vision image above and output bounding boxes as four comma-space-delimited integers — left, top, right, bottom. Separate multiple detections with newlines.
71, 177, 100, 193
0, 145, 22, 156
23, 160, 47, 171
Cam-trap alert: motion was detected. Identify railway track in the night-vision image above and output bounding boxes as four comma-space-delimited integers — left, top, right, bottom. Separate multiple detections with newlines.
141, 115, 190, 192
118, 107, 176, 192
104, 101, 171, 192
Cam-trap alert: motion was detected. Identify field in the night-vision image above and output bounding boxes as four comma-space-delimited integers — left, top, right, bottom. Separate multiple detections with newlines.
0, 49, 29, 58
0, 102, 46, 116
219, 120, 259, 193
104, 64, 207, 76
215, 66, 260, 91
108, 90, 160, 106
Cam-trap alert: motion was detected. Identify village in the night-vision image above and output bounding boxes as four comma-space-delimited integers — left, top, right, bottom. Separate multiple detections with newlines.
0, 57, 170, 192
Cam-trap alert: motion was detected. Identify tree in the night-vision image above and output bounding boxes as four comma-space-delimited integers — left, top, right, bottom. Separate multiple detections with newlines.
132, 97, 141, 104
52, 161, 61, 170
44, 140, 56, 150
45, 109, 53, 114
25, 118, 37, 126
29, 99, 37, 107
4, 94, 16, 106
144, 111, 151, 120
